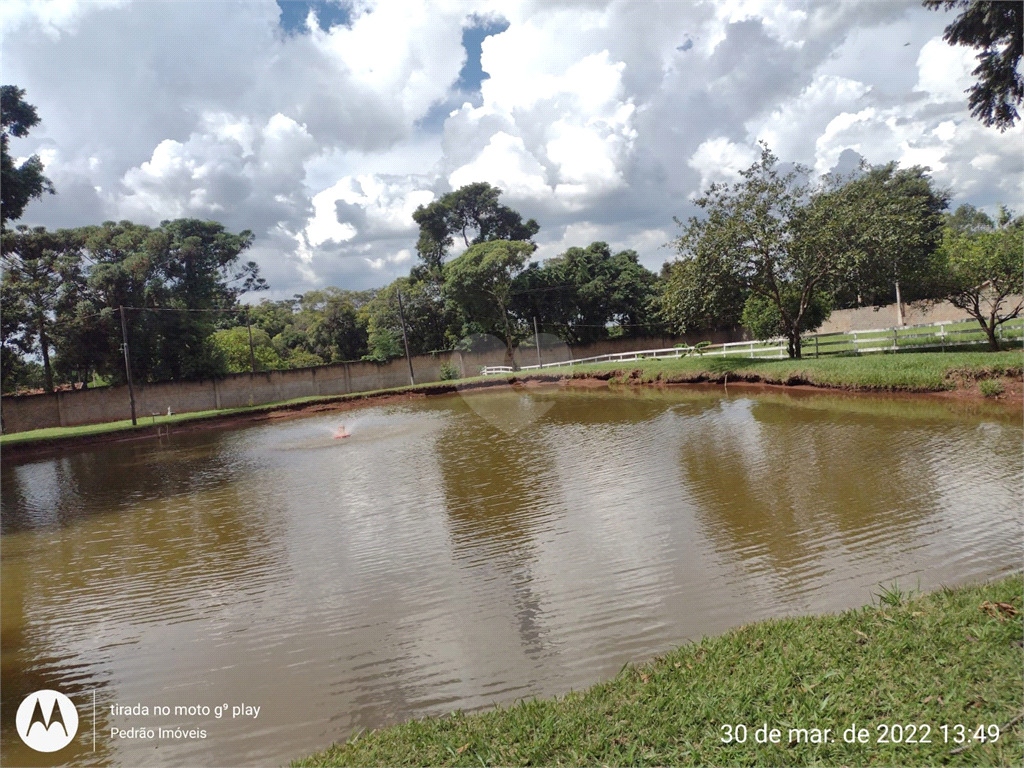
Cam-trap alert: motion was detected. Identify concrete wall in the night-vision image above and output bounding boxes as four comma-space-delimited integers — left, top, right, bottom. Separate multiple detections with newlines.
818, 296, 1022, 334
1, 330, 749, 434
0, 356, 444, 434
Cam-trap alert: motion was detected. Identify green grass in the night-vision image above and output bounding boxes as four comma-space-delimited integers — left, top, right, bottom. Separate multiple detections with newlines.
810, 318, 1024, 355
295, 575, 1023, 767
570, 350, 1023, 392
981, 380, 1007, 398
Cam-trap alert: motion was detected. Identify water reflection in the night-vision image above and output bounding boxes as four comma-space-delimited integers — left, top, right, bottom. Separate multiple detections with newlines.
1, 387, 1019, 767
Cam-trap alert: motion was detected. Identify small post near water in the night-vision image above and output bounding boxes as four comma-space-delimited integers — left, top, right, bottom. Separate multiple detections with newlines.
397, 288, 415, 386
245, 309, 257, 373
119, 305, 138, 426
533, 316, 542, 367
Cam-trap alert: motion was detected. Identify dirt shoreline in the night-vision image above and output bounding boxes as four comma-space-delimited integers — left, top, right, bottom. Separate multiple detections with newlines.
2, 370, 1019, 458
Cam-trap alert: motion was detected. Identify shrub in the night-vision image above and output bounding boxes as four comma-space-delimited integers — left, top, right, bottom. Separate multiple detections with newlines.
980, 379, 1005, 397
439, 362, 461, 381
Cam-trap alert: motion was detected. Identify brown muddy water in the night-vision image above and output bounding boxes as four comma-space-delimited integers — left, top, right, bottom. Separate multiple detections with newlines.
1, 387, 1020, 767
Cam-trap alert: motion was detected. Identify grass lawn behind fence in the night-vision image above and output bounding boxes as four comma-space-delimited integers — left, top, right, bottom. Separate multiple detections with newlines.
294, 574, 1024, 768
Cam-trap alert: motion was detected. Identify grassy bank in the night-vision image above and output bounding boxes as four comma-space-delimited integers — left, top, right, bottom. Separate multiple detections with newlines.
575, 349, 1023, 392
295, 575, 1023, 767
2, 350, 1020, 450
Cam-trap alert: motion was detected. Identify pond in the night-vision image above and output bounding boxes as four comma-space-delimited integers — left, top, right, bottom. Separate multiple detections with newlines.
1, 386, 1020, 767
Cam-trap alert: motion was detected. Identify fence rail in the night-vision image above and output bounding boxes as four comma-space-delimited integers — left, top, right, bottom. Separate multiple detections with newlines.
480, 316, 1023, 375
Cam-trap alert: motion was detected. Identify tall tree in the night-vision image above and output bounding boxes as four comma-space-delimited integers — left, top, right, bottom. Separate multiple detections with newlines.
668, 145, 948, 357
0, 226, 84, 391
362, 277, 456, 359
924, 0, 1023, 130
444, 240, 536, 366
412, 182, 539, 271
68, 219, 266, 383
670, 144, 822, 358
936, 207, 1023, 350
1, 86, 54, 229
516, 242, 659, 344
812, 162, 949, 309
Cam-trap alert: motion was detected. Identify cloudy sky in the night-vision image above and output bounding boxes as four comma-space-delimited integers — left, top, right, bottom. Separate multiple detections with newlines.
3, 0, 1021, 299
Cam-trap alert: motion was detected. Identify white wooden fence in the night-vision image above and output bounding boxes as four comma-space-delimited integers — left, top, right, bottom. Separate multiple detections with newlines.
479, 316, 1022, 375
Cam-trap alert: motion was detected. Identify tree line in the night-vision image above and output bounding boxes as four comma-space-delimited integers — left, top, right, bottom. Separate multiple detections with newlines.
3, 12, 1022, 394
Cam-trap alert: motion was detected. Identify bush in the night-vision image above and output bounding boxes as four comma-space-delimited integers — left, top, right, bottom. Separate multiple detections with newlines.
980, 379, 1005, 397
439, 361, 461, 380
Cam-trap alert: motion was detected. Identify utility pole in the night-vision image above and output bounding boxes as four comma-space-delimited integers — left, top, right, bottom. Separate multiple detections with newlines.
895, 281, 904, 326
396, 288, 415, 386
245, 309, 257, 373
119, 305, 138, 426
533, 316, 542, 367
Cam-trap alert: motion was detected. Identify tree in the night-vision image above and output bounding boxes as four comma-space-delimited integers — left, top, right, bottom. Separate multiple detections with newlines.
0, 277, 35, 392
516, 242, 660, 344
924, 1, 1024, 130
209, 326, 284, 372
0, 226, 84, 390
1, 86, 54, 229
412, 182, 539, 271
657, 251, 747, 335
362, 277, 459, 358
670, 145, 823, 358
67, 219, 265, 383
935, 207, 1023, 350
946, 202, 995, 233
668, 146, 947, 357
444, 240, 536, 366
307, 291, 367, 362
812, 162, 949, 309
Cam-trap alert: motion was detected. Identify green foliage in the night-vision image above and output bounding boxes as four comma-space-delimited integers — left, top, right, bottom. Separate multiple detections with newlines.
439, 361, 460, 381
362, 277, 455, 356
209, 326, 284, 373
302, 289, 368, 362
1, 226, 85, 390
742, 289, 832, 342
979, 379, 1005, 397
0, 86, 54, 228
412, 182, 539, 272
444, 240, 535, 364
935, 208, 1023, 349
924, 0, 1023, 130
285, 349, 326, 369
946, 202, 994, 233
668, 145, 948, 358
658, 253, 746, 334
515, 242, 659, 345
814, 162, 949, 308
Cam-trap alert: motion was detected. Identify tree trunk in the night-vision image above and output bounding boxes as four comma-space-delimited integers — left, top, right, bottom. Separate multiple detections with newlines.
788, 330, 802, 359
37, 313, 53, 392
985, 322, 999, 352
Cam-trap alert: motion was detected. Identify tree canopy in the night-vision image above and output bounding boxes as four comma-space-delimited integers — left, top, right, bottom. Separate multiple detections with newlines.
935, 206, 1023, 349
1, 86, 55, 229
665, 144, 949, 357
444, 239, 536, 365
412, 182, 539, 272
924, 0, 1024, 130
